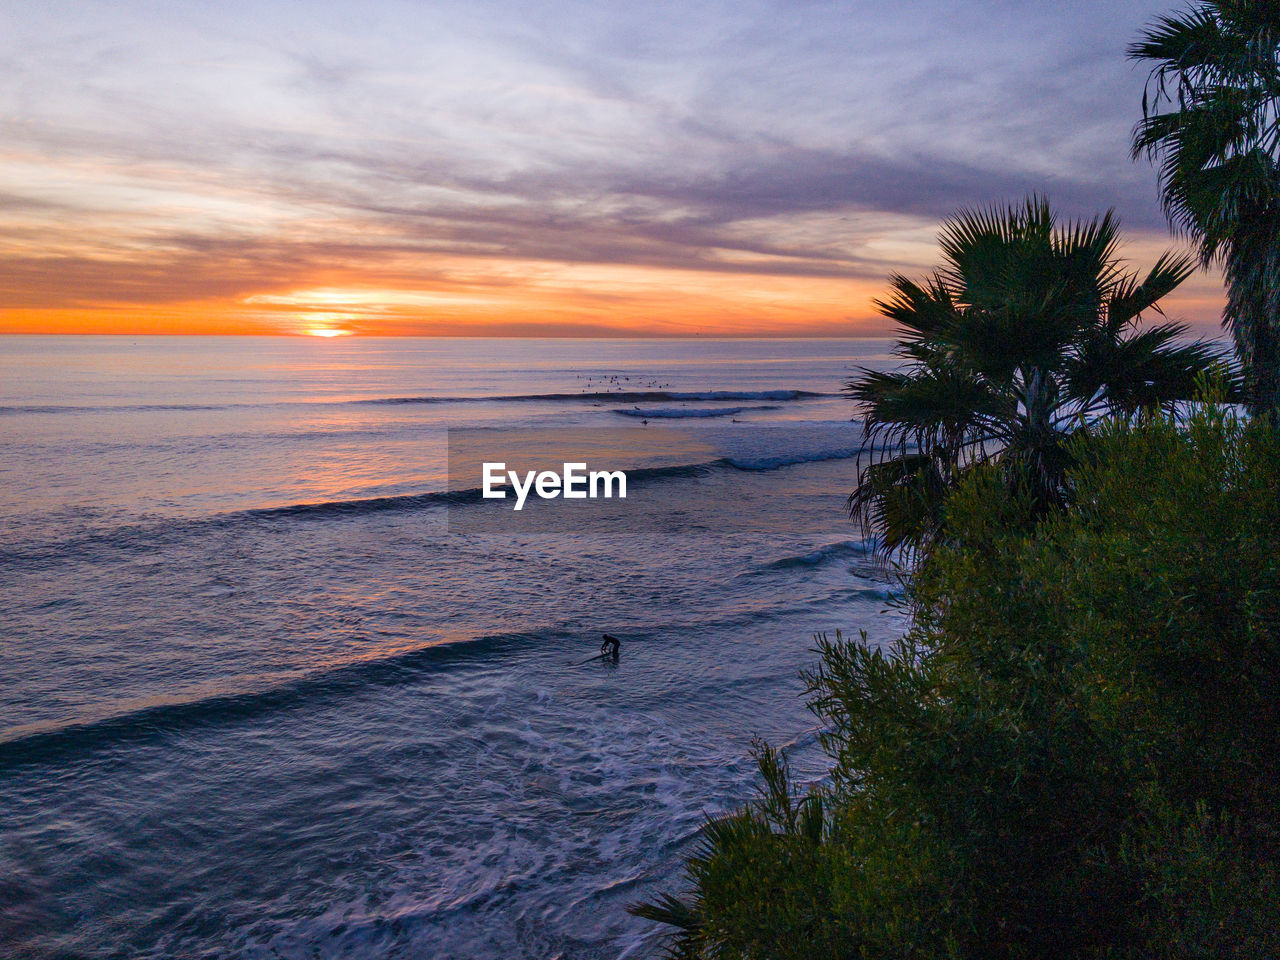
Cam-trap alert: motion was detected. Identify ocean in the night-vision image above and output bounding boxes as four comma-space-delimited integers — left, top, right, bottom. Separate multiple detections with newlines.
0, 336, 907, 959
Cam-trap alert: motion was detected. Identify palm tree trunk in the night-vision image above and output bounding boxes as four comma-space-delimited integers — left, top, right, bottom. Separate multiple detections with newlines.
1225, 231, 1280, 416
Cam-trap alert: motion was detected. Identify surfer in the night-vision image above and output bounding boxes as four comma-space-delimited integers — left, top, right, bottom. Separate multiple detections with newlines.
600, 634, 621, 660
573, 634, 622, 665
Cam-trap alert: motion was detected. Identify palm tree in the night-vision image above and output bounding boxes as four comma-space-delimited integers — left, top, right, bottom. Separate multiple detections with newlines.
1130, 1, 1280, 415
848, 197, 1222, 559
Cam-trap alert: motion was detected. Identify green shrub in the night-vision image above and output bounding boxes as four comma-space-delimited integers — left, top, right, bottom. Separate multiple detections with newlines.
635, 406, 1280, 959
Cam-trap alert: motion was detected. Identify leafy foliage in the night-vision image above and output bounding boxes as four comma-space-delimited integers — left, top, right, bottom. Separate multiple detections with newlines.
634, 405, 1280, 959
846, 197, 1222, 558
1131, 0, 1280, 413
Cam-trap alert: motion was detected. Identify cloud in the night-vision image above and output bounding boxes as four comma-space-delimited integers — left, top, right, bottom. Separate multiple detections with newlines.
0, 0, 1221, 332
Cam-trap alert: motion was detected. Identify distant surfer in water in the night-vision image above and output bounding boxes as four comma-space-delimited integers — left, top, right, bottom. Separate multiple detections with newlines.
573, 633, 622, 665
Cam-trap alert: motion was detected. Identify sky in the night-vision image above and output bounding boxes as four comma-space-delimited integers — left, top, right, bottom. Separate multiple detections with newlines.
0, 0, 1228, 337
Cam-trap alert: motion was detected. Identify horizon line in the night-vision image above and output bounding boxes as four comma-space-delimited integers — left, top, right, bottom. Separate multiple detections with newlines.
0, 331, 899, 340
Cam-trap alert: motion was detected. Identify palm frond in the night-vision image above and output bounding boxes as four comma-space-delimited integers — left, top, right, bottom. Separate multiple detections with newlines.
1131, 0, 1280, 412
1106, 251, 1199, 325
849, 195, 1212, 557
848, 454, 951, 560
1068, 324, 1226, 417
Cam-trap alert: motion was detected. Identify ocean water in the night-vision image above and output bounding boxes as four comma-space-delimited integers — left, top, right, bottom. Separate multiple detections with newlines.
0, 336, 907, 959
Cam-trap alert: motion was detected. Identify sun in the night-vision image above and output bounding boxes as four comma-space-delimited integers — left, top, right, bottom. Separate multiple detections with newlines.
304, 327, 352, 338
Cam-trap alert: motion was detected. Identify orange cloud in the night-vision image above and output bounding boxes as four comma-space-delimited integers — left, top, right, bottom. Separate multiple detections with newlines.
0, 262, 888, 337
0, 150, 1226, 338
0, 247, 1227, 338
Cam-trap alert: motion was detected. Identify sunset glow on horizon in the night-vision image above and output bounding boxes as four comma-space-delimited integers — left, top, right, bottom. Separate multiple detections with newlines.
0, 0, 1228, 338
